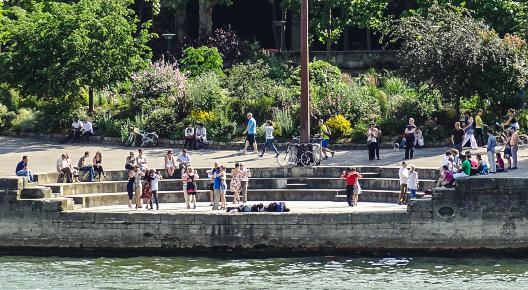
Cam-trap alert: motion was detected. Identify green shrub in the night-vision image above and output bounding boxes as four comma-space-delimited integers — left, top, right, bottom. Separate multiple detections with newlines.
11, 108, 41, 133
309, 60, 342, 87
326, 115, 352, 140
390, 85, 441, 125
0, 83, 19, 111
93, 110, 125, 137
382, 76, 407, 96
205, 112, 237, 142
272, 108, 296, 142
0, 104, 16, 131
188, 71, 228, 112
350, 121, 368, 144
180, 46, 224, 77
145, 108, 178, 138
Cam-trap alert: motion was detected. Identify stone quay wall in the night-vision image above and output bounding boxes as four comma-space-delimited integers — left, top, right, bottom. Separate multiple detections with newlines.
0, 177, 527, 254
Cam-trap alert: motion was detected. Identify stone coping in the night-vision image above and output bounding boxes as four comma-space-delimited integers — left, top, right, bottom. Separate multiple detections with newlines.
1, 131, 451, 150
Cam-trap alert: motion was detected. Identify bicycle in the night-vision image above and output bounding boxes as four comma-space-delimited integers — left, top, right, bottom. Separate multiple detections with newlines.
124, 125, 159, 147
276, 138, 323, 167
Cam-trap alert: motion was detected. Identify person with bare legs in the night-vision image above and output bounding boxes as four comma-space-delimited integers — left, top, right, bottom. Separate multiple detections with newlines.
240, 113, 258, 154
230, 163, 242, 204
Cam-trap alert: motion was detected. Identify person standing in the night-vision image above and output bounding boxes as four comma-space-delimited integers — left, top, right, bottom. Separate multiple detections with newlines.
373, 121, 382, 160
78, 152, 95, 182
230, 163, 242, 204
461, 112, 478, 150
408, 165, 419, 199
212, 166, 222, 210
183, 167, 199, 209
150, 170, 162, 210
208, 162, 218, 206
259, 120, 280, 157
133, 166, 144, 209
143, 170, 153, 210
398, 161, 409, 205
241, 113, 258, 154
486, 131, 497, 173
126, 167, 136, 209
239, 163, 251, 203
451, 122, 465, 152
510, 127, 519, 169
316, 119, 335, 159
474, 109, 487, 147
341, 167, 362, 207
219, 165, 228, 210
367, 122, 379, 161
404, 118, 416, 160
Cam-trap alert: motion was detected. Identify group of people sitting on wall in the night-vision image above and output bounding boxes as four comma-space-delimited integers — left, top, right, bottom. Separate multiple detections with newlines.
56, 151, 107, 183
61, 117, 94, 143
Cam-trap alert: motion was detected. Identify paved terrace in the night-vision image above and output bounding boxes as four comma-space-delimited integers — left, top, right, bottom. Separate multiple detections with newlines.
1, 136, 527, 176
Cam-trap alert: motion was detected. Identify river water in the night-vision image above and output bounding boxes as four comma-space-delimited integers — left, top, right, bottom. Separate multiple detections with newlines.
1, 255, 527, 289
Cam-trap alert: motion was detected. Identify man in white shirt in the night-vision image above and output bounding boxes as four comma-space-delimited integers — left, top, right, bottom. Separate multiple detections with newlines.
195, 123, 207, 149
61, 117, 82, 143
239, 163, 251, 203
81, 118, 94, 143
184, 124, 195, 150
176, 149, 191, 178
398, 161, 409, 205
56, 153, 72, 183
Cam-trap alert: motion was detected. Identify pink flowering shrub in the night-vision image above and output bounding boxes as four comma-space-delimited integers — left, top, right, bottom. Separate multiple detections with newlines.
130, 59, 188, 115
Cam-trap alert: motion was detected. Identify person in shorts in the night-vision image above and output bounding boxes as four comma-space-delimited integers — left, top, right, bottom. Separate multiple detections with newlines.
316, 119, 334, 159
241, 113, 258, 154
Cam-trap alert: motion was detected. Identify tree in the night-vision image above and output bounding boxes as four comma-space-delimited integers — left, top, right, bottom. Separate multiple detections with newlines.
282, 0, 389, 51
384, 4, 528, 117
0, 0, 154, 111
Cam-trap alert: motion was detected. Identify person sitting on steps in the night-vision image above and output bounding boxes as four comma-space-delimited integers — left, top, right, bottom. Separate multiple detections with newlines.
78, 151, 95, 182
15, 155, 34, 183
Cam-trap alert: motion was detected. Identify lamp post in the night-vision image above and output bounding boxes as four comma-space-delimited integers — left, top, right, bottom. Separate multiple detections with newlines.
300, 0, 310, 144
162, 33, 176, 59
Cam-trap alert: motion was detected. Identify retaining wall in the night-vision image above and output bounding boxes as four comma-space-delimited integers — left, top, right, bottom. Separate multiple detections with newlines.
0, 177, 527, 254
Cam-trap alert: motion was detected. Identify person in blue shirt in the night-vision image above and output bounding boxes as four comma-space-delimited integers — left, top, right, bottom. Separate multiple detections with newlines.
212, 166, 223, 210
240, 113, 258, 154
15, 155, 34, 183
486, 131, 497, 173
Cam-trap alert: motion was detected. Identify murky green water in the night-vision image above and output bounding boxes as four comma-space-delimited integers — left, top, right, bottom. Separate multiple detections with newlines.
1, 255, 527, 289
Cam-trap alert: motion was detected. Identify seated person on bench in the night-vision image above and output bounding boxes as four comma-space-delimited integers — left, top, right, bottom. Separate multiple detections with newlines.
184, 124, 195, 150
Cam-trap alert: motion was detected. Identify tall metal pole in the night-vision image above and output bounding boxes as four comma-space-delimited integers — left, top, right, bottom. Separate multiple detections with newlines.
300, 0, 310, 143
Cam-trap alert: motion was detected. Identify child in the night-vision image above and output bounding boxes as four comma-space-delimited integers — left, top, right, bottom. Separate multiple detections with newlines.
496, 152, 506, 172
408, 165, 419, 199
341, 167, 362, 207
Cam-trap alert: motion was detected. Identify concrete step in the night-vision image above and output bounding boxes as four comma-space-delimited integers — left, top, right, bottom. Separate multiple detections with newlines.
286, 183, 309, 189
17, 197, 74, 211
20, 186, 52, 198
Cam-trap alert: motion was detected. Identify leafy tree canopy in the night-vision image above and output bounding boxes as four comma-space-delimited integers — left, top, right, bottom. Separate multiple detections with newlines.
0, 0, 154, 100
383, 4, 528, 116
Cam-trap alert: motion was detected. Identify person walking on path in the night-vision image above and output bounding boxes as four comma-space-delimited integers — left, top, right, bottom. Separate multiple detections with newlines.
239, 163, 251, 203
510, 127, 519, 169
241, 113, 258, 154
404, 118, 416, 160
316, 119, 335, 159
341, 167, 362, 207
486, 131, 497, 173
462, 112, 478, 150
367, 121, 380, 161
408, 165, 419, 199
474, 109, 487, 147
260, 120, 280, 157
78, 151, 95, 182
451, 122, 465, 153
398, 161, 409, 205
230, 163, 242, 204
15, 155, 34, 183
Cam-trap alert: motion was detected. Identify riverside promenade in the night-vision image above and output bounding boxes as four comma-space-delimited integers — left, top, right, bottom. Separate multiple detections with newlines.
1, 136, 527, 176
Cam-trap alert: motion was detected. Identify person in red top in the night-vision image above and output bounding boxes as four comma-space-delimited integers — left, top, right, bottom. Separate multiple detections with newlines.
341, 167, 362, 207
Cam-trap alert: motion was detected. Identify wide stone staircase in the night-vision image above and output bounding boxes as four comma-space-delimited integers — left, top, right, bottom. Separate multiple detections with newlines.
10, 166, 439, 210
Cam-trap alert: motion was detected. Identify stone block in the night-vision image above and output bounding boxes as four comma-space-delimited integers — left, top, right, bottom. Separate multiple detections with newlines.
126, 213, 162, 224
194, 213, 229, 225
94, 213, 127, 224
59, 212, 96, 223
161, 213, 195, 225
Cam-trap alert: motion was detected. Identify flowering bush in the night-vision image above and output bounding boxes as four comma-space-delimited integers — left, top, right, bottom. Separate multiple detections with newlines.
310, 81, 376, 125
190, 110, 215, 122
325, 115, 352, 140
130, 59, 187, 114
